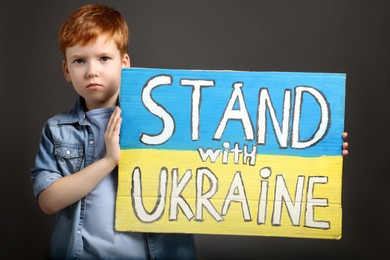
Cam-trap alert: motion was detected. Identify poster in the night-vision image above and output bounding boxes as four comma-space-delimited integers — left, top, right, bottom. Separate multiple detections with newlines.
116, 67, 346, 239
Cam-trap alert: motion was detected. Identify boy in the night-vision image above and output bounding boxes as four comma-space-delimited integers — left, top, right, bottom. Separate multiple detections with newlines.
30, 4, 195, 259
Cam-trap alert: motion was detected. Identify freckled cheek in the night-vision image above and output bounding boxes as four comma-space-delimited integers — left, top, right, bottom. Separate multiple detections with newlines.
68, 69, 85, 80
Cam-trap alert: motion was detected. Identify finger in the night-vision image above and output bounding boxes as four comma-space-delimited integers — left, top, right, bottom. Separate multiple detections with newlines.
343, 142, 348, 149
113, 117, 122, 134
342, 150, 349, 156
107, 107, 121, 134
342, 132, 348, 139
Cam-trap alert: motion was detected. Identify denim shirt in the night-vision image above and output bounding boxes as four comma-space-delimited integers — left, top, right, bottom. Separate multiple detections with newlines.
31, 97, 195, 260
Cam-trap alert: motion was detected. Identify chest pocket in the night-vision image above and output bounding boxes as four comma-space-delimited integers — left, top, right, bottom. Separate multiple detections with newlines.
54, 143, 85, 175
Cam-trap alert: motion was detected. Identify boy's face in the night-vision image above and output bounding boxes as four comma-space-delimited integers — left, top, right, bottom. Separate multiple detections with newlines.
62, 34, 130, 110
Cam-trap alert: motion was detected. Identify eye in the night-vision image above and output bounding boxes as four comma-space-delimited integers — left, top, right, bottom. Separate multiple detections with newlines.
73, 58, 85, 64
100, 56, 110, 62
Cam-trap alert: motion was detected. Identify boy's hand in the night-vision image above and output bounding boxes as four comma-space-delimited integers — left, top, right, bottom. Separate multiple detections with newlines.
342, 132, 349, 156
104, 106, 122, 165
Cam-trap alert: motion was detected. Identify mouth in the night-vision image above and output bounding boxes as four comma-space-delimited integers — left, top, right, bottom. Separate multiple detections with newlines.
86, 83, 103, 90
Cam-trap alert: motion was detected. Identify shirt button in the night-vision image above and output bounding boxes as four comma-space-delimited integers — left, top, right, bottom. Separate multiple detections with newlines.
66, 150, 71, 155
89, 140, 94, 145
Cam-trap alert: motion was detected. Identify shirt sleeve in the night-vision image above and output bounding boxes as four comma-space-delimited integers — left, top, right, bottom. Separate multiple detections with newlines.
30, 122, 63, 199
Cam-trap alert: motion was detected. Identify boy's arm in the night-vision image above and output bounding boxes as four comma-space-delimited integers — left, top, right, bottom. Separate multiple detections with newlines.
38, 107, 122, 215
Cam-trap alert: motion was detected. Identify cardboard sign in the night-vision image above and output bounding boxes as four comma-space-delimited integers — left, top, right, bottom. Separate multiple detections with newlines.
116, 67, 346, 239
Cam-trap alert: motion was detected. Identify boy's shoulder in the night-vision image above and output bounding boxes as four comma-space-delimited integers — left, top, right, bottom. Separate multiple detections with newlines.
46, 97, 85, 126
46, 110, 78, 125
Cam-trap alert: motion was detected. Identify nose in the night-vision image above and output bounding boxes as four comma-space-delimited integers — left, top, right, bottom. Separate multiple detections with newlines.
86, 61, 98, 78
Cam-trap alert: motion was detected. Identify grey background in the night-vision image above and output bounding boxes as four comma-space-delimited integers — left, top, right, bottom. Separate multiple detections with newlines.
1, 0, 389, 259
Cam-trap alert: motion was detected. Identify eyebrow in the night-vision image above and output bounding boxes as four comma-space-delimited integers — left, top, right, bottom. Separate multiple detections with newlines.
68, 54, 85, 60
97, 52, 115, 57
67, 51, 116, 60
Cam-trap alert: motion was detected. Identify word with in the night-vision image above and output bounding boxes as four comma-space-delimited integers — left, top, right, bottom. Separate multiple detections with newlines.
197, 142, 257, 166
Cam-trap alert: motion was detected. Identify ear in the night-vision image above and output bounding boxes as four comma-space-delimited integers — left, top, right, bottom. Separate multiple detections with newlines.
62, 60, 72, 82
122, 53, 131, 68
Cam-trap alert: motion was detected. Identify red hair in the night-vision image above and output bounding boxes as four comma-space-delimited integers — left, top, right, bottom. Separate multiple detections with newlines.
58, 4, 129, 57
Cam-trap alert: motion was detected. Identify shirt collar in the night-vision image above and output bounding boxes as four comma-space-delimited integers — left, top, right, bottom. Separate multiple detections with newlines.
57, 96, 88, 125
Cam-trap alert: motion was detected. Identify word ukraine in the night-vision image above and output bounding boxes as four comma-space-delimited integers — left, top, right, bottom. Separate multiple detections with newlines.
116, 67, 346, 239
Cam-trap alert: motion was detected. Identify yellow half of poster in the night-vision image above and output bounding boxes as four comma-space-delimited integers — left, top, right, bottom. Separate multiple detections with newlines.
117, 150, 342, 239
